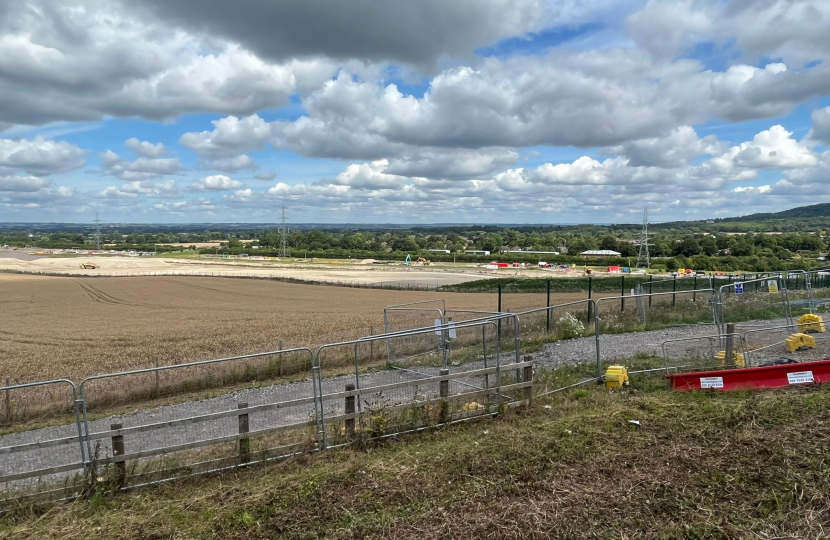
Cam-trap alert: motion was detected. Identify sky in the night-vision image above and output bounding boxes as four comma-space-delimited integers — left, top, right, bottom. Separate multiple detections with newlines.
1, 0, 830, 224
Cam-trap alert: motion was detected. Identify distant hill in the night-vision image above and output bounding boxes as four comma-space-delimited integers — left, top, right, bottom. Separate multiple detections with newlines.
717, 203, 830, 222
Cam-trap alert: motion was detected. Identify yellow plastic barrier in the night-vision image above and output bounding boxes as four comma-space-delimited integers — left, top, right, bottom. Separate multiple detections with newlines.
715, 351, 746, 367
786, 333, 816, 353
798, 314, 826, 334
605, 366, 629, 389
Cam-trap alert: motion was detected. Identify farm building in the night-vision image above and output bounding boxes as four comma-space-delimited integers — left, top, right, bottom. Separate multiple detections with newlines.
465, 250, 491, 256
580, 249, 621, 258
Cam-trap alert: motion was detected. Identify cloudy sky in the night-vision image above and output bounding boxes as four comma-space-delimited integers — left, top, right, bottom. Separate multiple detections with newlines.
1, 0, 830, 224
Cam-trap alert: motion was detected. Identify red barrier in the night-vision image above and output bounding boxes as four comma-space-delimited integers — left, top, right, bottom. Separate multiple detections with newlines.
667, 359, 830, 391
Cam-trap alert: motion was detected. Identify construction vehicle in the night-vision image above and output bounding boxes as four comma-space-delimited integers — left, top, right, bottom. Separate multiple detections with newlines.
79, 263, 99, 269
416, 257, 431, 266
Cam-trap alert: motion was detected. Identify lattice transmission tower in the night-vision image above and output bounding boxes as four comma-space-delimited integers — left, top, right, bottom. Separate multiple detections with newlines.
93, 212, 103, 251
278, 203, 290, 257
635, 208, 653, 268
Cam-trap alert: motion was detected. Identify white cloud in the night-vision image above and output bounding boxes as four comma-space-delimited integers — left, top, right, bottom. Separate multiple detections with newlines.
0, 137, 86, 176
253, 171, 276, 181
604, 126, 723, 168
205, 154, 258, 172
100, 150, 185, 181
726, 126, 817, 169
332, 160, 411, 190
187, 174, 244, 191
629, 0, 830, 65
0, 175, 51, 192
125, 138, 167, 158
180, 115, 272, 158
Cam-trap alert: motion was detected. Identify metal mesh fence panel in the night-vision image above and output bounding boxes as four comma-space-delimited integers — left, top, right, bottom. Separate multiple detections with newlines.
741, 324, 830, 366
78, 348, 317, 490
0, 380, 87, 505
662, 334, 749, 373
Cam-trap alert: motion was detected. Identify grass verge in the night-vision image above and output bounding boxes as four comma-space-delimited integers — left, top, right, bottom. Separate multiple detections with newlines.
2, 373, 829, 539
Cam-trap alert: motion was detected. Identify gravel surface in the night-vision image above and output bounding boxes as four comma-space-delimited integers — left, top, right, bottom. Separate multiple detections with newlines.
3, 317, 820, 493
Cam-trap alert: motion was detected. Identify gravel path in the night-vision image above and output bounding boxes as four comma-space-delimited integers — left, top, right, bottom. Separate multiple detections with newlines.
2, 317, 814, 493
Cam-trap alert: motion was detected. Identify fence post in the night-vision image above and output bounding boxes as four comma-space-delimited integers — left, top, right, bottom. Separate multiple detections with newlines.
238, 403, 250, 463
546, 280, 551, 332
497, 283, 503, 339
153, 359, 160, 396
648, 274, 653, 307
693, 275, 697, 302
439, 368, 449, 424
523, 362, 533, 406
111, 422, 125, 487
724, 323, 735, 367
672, 275, 677, 307
620, 275, 625, 312
278, 339, 284, 376
587, 276, 593, 321
345, 383, 356, 438
370, 325, 374, 360
4, 377, 10, 424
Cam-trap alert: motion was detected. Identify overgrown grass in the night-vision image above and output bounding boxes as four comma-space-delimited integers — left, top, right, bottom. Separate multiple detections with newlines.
3, 374, 828, 539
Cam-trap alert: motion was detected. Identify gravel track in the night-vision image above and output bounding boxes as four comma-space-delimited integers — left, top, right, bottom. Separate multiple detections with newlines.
2, 317, 818, 493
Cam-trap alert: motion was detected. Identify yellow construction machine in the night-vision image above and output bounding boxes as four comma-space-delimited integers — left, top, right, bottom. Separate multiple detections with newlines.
79, 263, 99, 269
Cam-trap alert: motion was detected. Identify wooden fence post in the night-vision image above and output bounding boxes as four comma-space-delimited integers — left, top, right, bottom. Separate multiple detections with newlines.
111, 423, 125, 487
370, 325, 374, 360
523, 363, 533, 406
345, 383, 356, 438
724, 323, 735, 367
439, 368, 449, 424
238, 403, 250, 463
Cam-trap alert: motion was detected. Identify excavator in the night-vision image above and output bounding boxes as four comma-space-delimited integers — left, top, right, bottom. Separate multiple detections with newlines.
79, 263, 99, 269
416, 257, 431, 266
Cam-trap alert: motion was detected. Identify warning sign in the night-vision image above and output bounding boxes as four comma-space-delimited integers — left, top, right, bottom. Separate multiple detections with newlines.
767, 280, 779, 293
734, 283, 744, 295
700, 376, 724, 389
787, 371, 814, 385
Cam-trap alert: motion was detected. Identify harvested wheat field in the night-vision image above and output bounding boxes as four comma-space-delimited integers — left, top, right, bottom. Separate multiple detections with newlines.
0, 274, 597, 384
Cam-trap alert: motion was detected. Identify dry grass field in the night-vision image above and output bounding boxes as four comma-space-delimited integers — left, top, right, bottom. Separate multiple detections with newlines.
0, 275, 600, 385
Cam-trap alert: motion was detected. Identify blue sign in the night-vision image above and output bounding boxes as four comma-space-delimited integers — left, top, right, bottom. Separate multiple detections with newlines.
735, 283, 744, 295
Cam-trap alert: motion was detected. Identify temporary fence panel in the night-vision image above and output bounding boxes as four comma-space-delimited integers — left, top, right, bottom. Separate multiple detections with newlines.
0, 380, 87, 506
383, 299, 447, 365
594, 290, 718, 379
513, 300, 599, 396
661, 333, 750, 374
715, 276, 792, 334
314, 316, 524, 449
741, 323, 830, 366
77, 347, 317, 491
